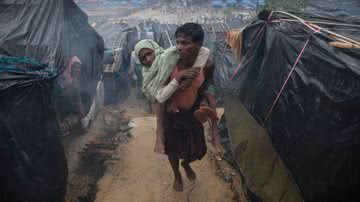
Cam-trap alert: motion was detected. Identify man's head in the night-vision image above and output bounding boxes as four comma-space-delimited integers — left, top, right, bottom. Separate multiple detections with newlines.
175, 23, 204, 60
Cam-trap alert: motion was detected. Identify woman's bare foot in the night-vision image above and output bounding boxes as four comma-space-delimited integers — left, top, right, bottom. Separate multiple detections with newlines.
173, 175, 183, 192
181, 161, 196, 181
194, 109, 207, 123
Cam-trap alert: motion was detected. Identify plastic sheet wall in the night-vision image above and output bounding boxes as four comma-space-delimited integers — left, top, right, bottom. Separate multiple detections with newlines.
222, 12, 360, 202
0, 0, 104, 113
0, 66, 67, 202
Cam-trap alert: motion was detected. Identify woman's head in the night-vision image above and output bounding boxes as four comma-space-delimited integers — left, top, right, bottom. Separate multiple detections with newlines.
134, 39, 163, 67
138, 48, 155, 67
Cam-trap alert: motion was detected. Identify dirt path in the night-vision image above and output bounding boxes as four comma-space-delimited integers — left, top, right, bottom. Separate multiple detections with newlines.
95, 99, 236, 202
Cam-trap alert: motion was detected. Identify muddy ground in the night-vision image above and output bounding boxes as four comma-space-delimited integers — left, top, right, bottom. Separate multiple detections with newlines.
62, 4, 249, 201
62, 89, 247, 202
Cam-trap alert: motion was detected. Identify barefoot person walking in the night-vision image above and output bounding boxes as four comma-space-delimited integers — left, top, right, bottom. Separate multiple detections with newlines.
160, 23, 222, 191
135, 23, 223, 191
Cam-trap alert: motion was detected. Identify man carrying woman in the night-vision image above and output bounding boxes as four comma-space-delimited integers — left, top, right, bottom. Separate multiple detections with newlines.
135, 23, 223, 191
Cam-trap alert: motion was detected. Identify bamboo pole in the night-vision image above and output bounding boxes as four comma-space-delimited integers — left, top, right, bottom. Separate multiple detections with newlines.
274, 11, 360, 46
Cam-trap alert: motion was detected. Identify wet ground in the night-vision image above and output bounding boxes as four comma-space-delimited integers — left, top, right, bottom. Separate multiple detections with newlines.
63, 89, 246, 202
62, 3, 249, 201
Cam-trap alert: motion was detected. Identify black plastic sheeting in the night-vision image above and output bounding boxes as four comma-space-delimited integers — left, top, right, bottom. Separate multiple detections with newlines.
103, 50, 114, 65
0, 66, 67, 202
103, 72, 130, 105
91, 18, 139, 50
94, 19, 140, 104
222, 11, 360, 202
218, 115, 233, 159
62, 0, 104, 110
212, 32, 237, 92
0, 0, 104, 114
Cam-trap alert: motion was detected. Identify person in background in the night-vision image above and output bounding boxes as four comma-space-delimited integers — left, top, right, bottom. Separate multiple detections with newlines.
130, 50, 144, 97
112, 48, 130, 104
54, 56, 89, 136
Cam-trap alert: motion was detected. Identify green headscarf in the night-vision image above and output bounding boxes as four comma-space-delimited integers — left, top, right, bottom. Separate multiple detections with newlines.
135, 39, 178, 100
134, 39, 210, 101
134, 39, 164, 60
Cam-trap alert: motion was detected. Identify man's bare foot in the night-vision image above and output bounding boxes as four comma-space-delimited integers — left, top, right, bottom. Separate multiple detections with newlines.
181, 161, 196, 181
173, 175, 183, 192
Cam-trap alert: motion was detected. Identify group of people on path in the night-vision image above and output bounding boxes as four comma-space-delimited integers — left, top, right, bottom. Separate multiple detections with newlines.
134, 23, 223, 192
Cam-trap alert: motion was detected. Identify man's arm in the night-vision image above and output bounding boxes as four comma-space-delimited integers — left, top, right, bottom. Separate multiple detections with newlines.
203, 58, 224, 156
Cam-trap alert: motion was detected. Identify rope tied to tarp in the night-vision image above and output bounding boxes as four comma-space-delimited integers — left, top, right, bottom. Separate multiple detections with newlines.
0, 56, 47, 67
274, 11, 360, 45
0, 65, 57, 79
224, 11, 323, 126
0, 56, 56, 79
262, 38, 311, 126
227, 10, 358, 84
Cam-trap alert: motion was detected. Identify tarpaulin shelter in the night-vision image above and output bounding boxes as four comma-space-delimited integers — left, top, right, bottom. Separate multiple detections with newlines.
92, 18, 140, 105
93, 18, 138, 50
219, 10, 360, 202
155, 23, 178, 48
0, 1, 105, 201
0, 0, 104, 114
0, 57, 67, 202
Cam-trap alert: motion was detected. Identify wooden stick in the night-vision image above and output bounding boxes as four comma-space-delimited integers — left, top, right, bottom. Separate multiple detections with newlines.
274, 11, 360, 46
329, 42, 360, 49
309, 22, 360, 45
278, 19, 360, 28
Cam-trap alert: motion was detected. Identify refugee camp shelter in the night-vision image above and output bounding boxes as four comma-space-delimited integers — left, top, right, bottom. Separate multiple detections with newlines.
0, 1, 104, 201
0, 0, 104, 113
219, 10, 360, 202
